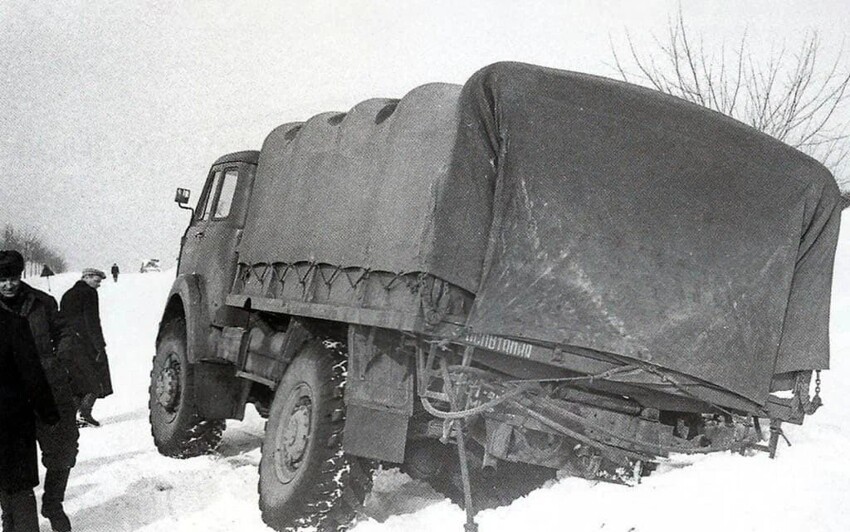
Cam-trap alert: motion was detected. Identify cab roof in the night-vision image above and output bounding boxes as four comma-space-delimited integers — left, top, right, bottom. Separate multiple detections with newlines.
213, 150, 259, 166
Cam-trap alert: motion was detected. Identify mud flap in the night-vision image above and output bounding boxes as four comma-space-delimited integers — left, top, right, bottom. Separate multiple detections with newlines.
345, 405, 409, 463
343, 325, 414, 463
194, 362, 247, 420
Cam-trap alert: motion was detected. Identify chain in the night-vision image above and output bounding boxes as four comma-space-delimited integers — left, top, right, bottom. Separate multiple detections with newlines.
799, 370, 823, 415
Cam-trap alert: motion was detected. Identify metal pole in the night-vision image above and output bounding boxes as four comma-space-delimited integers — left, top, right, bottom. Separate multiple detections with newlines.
454, 420, 479, 532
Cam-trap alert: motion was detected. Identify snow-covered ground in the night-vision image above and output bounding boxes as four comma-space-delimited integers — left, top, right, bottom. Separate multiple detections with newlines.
26, 213, 848, 532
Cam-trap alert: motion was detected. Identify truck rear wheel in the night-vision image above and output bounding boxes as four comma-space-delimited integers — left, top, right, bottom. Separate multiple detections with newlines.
258, 341, 373, 531
149, 317, 224, 457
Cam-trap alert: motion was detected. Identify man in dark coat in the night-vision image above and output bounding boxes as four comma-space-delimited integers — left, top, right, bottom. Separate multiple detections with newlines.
110, 263, 119, 283
0, 306, 60, 532
60, 268, 112, 428
0, 250, 79, 532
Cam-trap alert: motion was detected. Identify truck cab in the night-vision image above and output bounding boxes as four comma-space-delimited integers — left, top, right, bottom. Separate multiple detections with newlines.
176, 150, 258, 330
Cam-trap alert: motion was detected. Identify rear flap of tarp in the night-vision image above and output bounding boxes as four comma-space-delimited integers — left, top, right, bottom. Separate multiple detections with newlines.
458, 62, 842, 407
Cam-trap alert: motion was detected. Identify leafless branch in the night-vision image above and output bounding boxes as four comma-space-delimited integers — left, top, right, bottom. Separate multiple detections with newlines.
610, 13, 850, 192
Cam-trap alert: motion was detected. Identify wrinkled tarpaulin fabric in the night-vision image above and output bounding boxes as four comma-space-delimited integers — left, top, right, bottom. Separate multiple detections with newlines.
459, 63, 841, 406
238, 83, 486, 290
238, 62, 841, 406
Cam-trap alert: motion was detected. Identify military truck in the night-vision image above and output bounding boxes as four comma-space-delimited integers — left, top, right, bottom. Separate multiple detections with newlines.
149, 62, 842, 531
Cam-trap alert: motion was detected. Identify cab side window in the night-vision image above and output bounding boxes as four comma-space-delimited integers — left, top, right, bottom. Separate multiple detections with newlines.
212, 169, 239, 219
198, 170, 222, 221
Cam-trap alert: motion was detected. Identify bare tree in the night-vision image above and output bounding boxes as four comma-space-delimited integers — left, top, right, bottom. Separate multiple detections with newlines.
1, 224, 68, 275
611, 8, 850, 205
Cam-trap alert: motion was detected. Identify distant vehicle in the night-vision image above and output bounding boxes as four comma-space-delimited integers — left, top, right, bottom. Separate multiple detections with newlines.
139, 259, 161, 273
150, 62, 841, 532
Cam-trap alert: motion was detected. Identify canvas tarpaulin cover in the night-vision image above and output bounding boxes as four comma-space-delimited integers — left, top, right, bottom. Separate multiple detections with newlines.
238, 83, 488, 291
238, 62, 841, 406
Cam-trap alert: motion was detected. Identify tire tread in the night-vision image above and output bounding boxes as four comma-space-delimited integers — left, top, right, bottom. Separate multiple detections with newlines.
148, 317, 224, 458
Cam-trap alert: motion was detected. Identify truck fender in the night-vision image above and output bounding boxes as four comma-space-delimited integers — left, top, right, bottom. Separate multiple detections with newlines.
160, 274, 247, 420
160, 273, 210, 365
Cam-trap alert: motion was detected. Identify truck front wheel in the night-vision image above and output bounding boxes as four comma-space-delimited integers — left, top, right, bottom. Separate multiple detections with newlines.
258, 341, 373, 531
149, 317, 224, 457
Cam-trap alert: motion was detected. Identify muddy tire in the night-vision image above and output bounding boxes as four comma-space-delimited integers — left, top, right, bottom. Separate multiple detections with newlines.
149, 318, 224, 457
258, 341, 373, 531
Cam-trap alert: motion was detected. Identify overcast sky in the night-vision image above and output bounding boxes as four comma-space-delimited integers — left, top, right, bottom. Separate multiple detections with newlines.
1, 0, 848, 271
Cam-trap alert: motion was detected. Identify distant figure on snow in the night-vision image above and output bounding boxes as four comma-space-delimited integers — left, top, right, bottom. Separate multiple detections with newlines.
0, 306, 59, 532
0, 250, 79, 532
60, 268, 112, 428
110, 263, 119, 283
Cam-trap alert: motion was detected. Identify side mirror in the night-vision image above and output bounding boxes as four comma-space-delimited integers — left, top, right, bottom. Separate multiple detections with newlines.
175, 187, 194, 217
175, 187, 191, 205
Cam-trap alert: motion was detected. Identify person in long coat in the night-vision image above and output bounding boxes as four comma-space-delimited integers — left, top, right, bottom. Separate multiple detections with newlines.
0, 306, 60, 532
60, 268, 112, 427
0, 250, 79, 532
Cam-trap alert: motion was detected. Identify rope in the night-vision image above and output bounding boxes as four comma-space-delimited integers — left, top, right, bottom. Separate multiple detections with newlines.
381, 271, 406, 291
503, 365, 643, 385
273, 263, 293, 285
419, 383, 532, 420
297, 262, 317, 285
625, 361, 738, 418
342, 268, 370, 289
420, 362, 755, 460
250, 263, 269, 283
316, 264, 342, 287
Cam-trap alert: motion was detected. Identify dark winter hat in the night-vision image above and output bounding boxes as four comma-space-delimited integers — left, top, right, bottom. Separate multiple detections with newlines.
81, 268, 107, 280
0, 250, 25, 277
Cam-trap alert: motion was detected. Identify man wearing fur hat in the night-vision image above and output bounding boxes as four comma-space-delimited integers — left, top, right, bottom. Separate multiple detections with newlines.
60, 268, 112, 430
0, 250, 78, 532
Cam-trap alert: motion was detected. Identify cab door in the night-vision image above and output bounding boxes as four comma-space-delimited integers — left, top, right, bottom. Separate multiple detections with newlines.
179, 161, 256, 318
